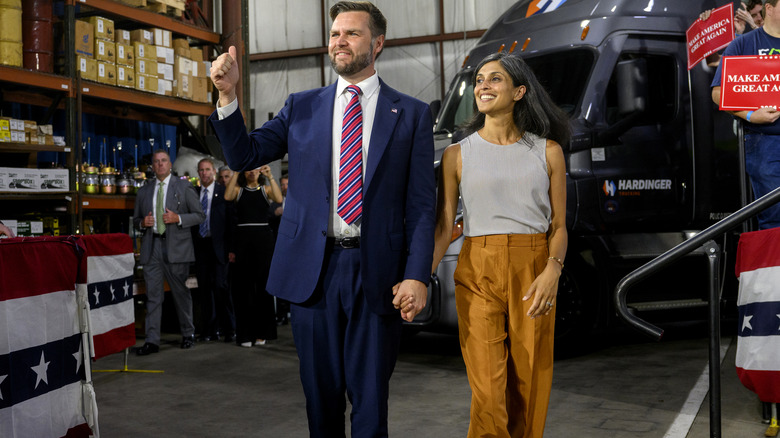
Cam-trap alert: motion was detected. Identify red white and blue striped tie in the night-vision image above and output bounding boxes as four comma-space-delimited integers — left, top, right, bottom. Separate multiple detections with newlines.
337, 85, 363, 225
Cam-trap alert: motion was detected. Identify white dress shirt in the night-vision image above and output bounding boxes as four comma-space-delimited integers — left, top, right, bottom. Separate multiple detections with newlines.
216, 72, 381, 239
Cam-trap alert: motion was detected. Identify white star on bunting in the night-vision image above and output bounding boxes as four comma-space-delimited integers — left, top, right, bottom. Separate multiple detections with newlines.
93, 287, 100, 305
742, 315, 753, 332
123, 281, 130, 297
73, 343, 83, 374
110, 284, 116, 301
31, 352, 50, 389
0, 374, 6, 400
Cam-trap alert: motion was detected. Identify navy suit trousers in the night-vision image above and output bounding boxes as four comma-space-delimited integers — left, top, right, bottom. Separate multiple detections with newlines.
290, 245, 402, 438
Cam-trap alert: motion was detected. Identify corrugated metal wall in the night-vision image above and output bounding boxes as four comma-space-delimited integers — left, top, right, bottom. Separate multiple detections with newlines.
233, 0, 517, 126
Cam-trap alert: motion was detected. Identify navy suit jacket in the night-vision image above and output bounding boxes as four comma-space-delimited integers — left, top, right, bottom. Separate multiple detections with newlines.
209, 79, 435, 315
192, 183, 232, 264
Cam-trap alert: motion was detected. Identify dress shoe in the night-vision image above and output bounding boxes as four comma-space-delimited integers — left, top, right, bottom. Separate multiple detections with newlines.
136, 342, 159, 356
223, 333, 236, 343
181, 335, 196, 349
197, 334, 216, 342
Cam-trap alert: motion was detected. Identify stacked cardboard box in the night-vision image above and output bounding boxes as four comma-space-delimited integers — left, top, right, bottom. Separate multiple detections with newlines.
87, 16, 117, 86
115, 29, 135, 88
75, 19, 97, 81
152, 29, 174, 96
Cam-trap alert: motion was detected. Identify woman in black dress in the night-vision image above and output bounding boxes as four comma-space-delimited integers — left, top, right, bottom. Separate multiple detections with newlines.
225, 165, 283, 347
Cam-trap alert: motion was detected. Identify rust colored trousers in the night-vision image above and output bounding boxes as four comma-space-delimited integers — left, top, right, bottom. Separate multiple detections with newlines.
454, 234, 555, 438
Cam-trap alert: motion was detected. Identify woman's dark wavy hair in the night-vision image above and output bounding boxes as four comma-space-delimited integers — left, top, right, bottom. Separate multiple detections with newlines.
237, 169, 264, 188
460, 52, 570, 147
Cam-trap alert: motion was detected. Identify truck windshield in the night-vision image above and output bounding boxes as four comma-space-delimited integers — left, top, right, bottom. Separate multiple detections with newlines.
434, 48, 595, 134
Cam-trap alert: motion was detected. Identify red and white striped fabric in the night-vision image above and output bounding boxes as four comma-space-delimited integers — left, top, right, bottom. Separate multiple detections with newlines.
735, 227, 780, 403
76, 233, 136, 360
0, 236, 94, 437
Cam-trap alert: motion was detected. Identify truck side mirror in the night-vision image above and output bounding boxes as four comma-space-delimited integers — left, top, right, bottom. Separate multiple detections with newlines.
429, 99, 442, 123
617, 58, 648, 115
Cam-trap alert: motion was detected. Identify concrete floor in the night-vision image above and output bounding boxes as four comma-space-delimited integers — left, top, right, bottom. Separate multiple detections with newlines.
90, 321, 769, 437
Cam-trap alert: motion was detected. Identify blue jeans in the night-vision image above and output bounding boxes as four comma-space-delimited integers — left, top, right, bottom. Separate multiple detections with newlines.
745, 133, 780, 229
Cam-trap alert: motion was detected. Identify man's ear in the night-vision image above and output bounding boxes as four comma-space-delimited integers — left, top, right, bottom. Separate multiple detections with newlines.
373, 34, 385, 58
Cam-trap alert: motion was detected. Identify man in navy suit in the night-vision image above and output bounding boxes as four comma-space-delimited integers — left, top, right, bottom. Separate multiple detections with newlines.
192, 158, 236, 342
209, 2, 435, 436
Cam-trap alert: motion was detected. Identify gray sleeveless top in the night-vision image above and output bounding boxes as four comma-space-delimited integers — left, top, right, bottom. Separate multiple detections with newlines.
460, 131, 551, 236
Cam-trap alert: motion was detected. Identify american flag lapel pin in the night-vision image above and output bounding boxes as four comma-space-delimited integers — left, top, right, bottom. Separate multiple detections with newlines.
391, 108, 398, 113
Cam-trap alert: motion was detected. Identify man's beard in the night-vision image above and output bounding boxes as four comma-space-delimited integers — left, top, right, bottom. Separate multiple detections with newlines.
330, 49, 372, 77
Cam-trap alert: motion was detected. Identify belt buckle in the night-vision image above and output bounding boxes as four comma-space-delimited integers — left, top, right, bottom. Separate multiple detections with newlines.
338, 237, 359, 249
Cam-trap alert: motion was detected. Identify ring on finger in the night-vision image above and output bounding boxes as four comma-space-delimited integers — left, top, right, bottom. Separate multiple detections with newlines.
546, 301, 553, 307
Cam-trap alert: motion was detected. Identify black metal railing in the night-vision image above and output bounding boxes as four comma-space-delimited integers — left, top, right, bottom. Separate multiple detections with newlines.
614, 185, 780, 438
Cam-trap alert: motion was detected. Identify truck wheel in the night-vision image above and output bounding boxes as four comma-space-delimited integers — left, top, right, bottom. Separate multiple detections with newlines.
553, 253, 599, 357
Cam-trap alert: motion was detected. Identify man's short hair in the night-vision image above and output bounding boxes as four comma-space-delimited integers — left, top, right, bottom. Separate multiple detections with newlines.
764, 0, 779, 8
329, 1, 387, 39
218, 165, 232, 173
152, 149, 170, 159
198, 157, 216, 169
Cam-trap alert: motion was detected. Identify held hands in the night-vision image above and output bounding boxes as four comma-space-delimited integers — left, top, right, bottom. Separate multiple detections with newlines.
523, 263, 562, 319
735, 4, 757, 32
144, 211, 155, 228
392, 279, 428, 322
210, 45, 240, 106
259, 165, 273, 179
162, 208, 179, 224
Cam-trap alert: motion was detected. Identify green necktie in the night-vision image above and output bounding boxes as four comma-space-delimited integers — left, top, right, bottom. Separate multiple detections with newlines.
156, 181, 166, 234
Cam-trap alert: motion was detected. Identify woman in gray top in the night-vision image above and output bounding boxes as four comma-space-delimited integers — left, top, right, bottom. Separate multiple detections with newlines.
429, 52, 569, 437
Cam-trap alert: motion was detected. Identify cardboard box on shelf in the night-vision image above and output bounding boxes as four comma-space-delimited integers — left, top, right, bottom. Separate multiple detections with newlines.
38, 169, 69, 192
117, 64, 135, 88
75, 20, 94, 57
130, 29, 153, 45
152, 28, 172, 48
97, 61, 117, 86
116, 29, 131, 45
24, 120, 37, 134
133, 42, 156, 61
15, 221, 44, 237
190, 58, 206, 78
117, 43, 134, 66
88, 16, 114, 42
0, 132, 9, 143
174, 56, 192, 99
157, 62, 173, 81
95, 39, 116, 63
0, 168, 41, 192
192, 77, 208, 103
78, 55, 97, 81
190, 47, 203, 63
135, 58, 158, 77
155, 45, 174, 64
156, 79, 173, 96
136, 73, 158, 93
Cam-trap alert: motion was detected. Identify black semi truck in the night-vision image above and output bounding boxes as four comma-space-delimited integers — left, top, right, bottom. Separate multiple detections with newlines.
412, 0, 742, 348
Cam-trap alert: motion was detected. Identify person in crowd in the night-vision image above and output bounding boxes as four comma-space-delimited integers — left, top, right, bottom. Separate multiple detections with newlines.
430, 52, 569, 438
192, 158, 236, 343
0, 221, 15, 238
217, 165, 233, 186
133, 150, 205, 355
700, 1, 764, 66
224, 165, 282, 347
209, 1, 435, 435
269, 173, 290, 325
712, 0, 780, 230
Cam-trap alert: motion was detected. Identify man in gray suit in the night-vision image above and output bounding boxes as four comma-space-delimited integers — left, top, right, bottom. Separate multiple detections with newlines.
133, 150, 205, 355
